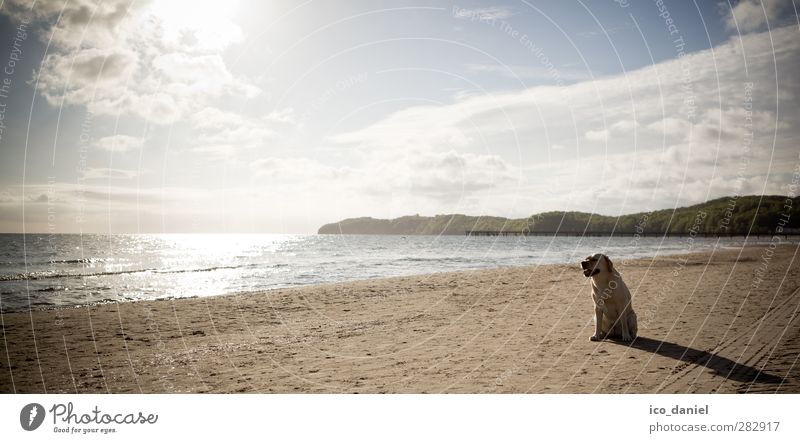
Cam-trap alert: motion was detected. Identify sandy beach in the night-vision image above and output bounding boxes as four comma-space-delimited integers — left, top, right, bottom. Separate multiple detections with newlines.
2, 244, 798, 394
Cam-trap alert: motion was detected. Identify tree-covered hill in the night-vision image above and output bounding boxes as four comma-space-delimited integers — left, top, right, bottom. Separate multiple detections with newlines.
317, 195, 800, 235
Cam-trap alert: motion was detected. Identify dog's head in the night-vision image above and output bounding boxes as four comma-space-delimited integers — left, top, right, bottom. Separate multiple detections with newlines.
580, 253, 613, 277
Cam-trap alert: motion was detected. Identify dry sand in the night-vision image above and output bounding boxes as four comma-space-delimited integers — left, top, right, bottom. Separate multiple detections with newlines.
2, 244, 799, 394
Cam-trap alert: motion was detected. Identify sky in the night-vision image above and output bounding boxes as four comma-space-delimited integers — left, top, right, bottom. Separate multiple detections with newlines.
0, 0, 798, 233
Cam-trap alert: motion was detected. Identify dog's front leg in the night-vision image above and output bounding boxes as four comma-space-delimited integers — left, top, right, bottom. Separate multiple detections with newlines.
619, 311, 632, 342
590, 305, 605, 341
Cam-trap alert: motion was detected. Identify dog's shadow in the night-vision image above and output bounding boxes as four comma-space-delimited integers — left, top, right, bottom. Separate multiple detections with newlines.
609, 336, 784, 385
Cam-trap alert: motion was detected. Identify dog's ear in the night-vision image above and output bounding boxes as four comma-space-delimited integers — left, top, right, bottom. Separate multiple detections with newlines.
603, 255, 614, 273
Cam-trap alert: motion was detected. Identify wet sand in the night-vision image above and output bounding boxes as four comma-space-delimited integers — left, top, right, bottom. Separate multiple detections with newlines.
2, 244, 799, 393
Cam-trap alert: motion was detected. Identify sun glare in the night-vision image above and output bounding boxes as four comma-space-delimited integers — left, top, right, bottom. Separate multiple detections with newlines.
148, 0, 243, 50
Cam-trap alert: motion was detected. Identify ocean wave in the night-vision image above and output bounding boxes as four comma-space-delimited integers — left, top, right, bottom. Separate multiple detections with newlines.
0, 262, 287, 282
0, 268, 158, 282
36, 287, 61, 292
49, 258, 105, 264
0, 258, 106, 266
397, 256, 473, 263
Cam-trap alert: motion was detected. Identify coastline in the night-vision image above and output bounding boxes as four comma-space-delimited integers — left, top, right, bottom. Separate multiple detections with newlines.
2, 244, 798, 393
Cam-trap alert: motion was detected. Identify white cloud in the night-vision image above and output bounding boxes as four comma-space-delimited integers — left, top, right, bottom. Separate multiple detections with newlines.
251, 157, 353, 182
188, 107, 282, 155
0, 191, 17, 203
3, 0, 144, 48
326, 98, 486, 150
724, 0, 795, 32
327, 26, 800, 215
249, 149, 516, 209
265, 108, 299, 126
151, 52, 258, 99
354, 149, 517, 204
647, 117, 693, 139
11, 0, 260, 124
190, 107, 249, 130
82, 168, 141, 180
403, 150, 516, 200
585, 129, 610, 142
610, 119, 640, 132
93, 135, 144, 153
35, 47, 139, 107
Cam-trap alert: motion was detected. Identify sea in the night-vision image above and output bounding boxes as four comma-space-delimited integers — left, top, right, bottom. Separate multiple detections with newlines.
0, 233, 757, 311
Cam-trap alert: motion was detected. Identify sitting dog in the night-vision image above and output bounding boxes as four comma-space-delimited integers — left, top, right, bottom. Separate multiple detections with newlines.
580, 253, 637, 342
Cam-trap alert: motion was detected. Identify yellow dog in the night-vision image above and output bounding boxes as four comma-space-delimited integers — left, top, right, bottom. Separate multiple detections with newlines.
581, 253, 638, 341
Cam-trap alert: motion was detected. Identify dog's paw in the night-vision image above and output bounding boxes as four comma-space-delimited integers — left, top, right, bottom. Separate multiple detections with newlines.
620, 335, 633, 342
590, 335, 603, 342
